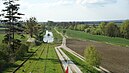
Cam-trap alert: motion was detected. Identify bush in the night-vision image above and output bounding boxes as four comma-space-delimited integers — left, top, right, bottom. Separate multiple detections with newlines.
0, 44, 10, 71
84, 46, 101, 67
16, 44, 29, 60
0, 44, 9, 62
35, 40, 42, 46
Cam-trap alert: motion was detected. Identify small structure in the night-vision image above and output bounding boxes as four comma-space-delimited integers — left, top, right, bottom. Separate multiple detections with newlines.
43, 30, 54, 43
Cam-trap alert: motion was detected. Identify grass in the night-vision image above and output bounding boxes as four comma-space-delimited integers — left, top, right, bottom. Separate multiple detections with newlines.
15, 44, 63, 73
58, 29, 129, 47
61, 48, 99, 73
1, 28, 63, 73
0, 33, 28, 44
52, 28, 62, 44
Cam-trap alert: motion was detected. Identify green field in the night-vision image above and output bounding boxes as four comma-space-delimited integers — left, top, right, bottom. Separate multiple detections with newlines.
15, 44, 63, 73
60, 29, 129, 47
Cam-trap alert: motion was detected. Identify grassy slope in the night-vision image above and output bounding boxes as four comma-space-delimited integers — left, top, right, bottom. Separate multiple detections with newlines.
61, 48, 99, 73
64, 29, 129, 47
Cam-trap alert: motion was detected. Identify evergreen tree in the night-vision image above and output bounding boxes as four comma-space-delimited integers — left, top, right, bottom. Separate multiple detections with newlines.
0, 0, 24, 62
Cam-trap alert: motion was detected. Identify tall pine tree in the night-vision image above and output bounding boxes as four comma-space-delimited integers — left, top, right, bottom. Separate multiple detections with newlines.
0, 0, 24, 61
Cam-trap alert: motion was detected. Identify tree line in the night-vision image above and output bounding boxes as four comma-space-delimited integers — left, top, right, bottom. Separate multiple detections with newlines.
47, 20, 129, 39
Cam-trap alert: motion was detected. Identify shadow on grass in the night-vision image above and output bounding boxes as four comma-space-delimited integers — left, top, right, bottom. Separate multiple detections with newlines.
1, 63, 20, 73
28, 58, 60, 64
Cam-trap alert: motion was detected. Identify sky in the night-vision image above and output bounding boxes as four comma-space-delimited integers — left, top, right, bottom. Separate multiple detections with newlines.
0, 0, 129, 22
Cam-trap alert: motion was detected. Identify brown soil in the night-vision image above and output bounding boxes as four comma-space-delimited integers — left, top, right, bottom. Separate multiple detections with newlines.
66, 39, 129, 73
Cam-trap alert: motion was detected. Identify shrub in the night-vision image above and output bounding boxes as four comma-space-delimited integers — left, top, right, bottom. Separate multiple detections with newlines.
35, 40, 42, 46
84, 46, 101, 67
16, 44, 29, 60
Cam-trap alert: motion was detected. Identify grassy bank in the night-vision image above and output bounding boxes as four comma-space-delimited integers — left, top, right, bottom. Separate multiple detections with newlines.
61, 48, 99, 73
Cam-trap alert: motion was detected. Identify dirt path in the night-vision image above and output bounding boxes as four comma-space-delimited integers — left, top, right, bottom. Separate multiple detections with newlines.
66, 39, 129, 73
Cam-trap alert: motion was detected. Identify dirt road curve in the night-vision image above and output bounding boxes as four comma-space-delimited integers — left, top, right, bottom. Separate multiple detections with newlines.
66, 39, 129, 73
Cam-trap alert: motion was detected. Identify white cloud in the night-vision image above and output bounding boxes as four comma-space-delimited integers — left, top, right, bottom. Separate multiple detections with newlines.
76, 0, 117, 6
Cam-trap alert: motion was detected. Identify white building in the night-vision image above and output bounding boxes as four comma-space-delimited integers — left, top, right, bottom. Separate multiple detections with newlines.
43, 30, 54, 43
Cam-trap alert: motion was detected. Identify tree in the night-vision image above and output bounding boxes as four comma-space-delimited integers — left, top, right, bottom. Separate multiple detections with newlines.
98, 22, 106, 35
84, 46, 101, 67
105, 22, 120, 37
0, 0, 24, 62
25, 17, 38, 37
63, 29, 66, 34
120, 20, 129, 39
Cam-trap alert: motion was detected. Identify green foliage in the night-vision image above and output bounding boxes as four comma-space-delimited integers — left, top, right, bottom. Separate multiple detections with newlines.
35, 40, 42, 46
98, 22, 106, 35
105, 22, 120, 37
89, 26, 96, 35
84, 46, 101, 67
120, 20, 129, 39
0, 44, 10, 72
25, 17, 38, 37
16, 44, 29, 60
62, 29, 66, 34
95, 28, 102, 35
0, 44, 10, 63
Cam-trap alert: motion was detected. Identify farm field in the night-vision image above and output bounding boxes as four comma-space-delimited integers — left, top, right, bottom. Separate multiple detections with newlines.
15, 43, 63, 73
63, 29, 129, 47
66, 39, 129, 73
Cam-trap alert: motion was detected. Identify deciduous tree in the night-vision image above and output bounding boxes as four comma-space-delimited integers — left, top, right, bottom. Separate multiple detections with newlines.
120, 20, 129, 39
84, 46, 101, 67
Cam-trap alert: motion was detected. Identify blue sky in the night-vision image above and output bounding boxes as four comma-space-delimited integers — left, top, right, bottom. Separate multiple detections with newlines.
0, 0, 129, 22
